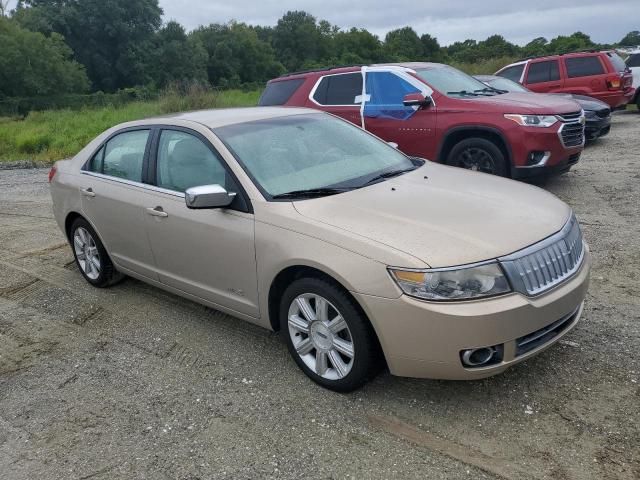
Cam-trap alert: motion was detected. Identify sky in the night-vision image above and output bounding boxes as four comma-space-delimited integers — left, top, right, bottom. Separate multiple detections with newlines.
5, 0, 636, 46
157, 0, 636, 45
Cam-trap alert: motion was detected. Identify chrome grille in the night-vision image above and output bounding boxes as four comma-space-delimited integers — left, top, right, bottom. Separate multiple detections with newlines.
500, 215, 585, 296
557, 111, 585, 148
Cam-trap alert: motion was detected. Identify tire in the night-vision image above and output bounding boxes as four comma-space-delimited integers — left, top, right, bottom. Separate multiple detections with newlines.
69, 217, 125, 288
447, 137, 508, 177
280, 277, 380, 392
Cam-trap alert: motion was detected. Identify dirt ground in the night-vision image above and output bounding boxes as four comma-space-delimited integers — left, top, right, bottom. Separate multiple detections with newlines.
0, 111, 639, 480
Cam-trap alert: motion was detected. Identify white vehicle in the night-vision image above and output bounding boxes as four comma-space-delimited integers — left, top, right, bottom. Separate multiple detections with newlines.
621, 48, 640, 108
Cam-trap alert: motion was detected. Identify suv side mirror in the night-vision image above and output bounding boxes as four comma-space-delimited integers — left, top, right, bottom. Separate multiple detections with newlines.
403, 93, 432, 108
185, 184, 236, 209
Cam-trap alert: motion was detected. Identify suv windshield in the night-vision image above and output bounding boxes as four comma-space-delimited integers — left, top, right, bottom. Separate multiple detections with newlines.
416, 66, 497, 97
214, 114, 416, 198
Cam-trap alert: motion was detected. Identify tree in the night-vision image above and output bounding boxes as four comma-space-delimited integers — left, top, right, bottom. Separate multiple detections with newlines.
0, 16, 89, 97
384, 27, 423, 60
147, 21, 208, 88
0, 0, 11, 16
420, 33, 443, 62
332, 28, 384, 64
522, 37, 548, 58
191, 22, 284, 87
272, 11, 328, 71
14, 0, 163, 91
619, 31, 640, 47
547, 31, 596, 54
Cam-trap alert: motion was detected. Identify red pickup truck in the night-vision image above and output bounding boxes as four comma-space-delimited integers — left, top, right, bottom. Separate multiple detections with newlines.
260, 63, 585, 179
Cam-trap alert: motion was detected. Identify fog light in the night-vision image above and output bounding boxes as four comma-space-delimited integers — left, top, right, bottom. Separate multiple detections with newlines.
460, 345, 503, 368
526, 151, 550, 166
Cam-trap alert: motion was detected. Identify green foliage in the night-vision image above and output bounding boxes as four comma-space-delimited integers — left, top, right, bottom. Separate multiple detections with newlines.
272, 11, 329, 71
0, 89, 260, 162
0, 17, 89, 97
15, 0, 163, 92
385, 27, 423, 60
619, 30, 640, 47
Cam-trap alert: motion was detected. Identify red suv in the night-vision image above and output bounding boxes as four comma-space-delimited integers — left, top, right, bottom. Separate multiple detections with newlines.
496, 51, 634, 109
259, 63, 585, 178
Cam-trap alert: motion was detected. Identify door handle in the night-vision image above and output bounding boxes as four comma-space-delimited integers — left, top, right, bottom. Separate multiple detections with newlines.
81, 187, 96, 197
146, 206, 168, 218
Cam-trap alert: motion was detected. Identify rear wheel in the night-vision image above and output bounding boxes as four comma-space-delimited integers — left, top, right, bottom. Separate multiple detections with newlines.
70, 217, 124, 288
447, 137, 508, 177
280, 277, 380, 392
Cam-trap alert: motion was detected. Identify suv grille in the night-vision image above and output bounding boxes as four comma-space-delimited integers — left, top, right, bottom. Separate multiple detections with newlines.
557, 111, 585, 148
500, 215, 585, 296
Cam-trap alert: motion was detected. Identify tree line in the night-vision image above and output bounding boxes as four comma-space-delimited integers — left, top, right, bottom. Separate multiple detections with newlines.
1, 0, 639, 98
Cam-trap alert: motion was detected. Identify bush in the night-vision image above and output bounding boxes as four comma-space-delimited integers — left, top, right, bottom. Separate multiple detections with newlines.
15, 132, 53, 154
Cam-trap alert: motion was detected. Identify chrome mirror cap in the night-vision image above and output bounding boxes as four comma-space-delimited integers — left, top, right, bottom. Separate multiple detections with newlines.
185, 184, 236, 209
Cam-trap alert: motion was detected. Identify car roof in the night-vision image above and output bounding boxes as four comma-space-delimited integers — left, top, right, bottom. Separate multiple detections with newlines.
273, 62, 445, 81
137, 106, 319, 129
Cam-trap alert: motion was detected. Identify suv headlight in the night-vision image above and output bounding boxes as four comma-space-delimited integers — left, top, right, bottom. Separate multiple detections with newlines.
504, 114, 558, 128
389, 262, 511, 301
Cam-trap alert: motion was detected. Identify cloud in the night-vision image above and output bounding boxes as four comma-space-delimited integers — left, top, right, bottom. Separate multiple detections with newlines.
158, 0, 636, 45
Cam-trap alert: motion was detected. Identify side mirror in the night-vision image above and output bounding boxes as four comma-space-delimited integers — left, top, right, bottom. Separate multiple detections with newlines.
403, 93, 432, 108
185, 184, 236, 209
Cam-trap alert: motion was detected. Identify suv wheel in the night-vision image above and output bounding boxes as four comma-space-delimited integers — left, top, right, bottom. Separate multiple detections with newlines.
447, 138, 508, 177
280, 277, 380, 392
70, 217, 125, 288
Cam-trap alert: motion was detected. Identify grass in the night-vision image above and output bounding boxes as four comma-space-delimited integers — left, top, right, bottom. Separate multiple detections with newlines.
0, 88, 260, 163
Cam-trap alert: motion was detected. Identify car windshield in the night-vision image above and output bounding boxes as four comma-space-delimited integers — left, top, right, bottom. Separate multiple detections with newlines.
484, 77, 530, 93
214, 113, 416, 198
416, 66, 497, 97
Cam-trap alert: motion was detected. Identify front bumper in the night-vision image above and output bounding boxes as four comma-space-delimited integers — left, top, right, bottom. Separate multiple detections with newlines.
354, 248, 590, 380
585, 116, 611, 140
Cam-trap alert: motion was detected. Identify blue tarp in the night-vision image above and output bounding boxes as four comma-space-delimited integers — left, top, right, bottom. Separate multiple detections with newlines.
363, 71, 420, 121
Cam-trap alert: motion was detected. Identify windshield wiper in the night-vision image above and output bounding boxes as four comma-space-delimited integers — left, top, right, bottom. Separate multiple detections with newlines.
447, 90, 480, 96
362, 166, 418, 186
474, 87, 504, 95
271, 187, 352, 199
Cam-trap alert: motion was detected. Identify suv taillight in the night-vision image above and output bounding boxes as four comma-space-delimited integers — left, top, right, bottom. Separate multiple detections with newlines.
48, 164, 57, 183
606, 75, 622, 90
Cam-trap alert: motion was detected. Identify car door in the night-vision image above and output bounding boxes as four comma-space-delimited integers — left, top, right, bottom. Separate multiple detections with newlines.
362, 68, 437, 157
524, 59, 564, 93
307, 71, 364, 127
80, 128, 158, 279
142, 127, 259, 318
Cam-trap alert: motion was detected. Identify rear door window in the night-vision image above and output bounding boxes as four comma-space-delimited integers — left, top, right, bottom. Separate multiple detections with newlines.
498, 64, 525, 82
89, 130, 150, 182
565, 56, 605, 77
526, 60, 561, 84
313, 73, 363, 105
364, 71, 420, 120
258, 78, 304, 106
625, 53, 640, 68
606, 52, 627, 72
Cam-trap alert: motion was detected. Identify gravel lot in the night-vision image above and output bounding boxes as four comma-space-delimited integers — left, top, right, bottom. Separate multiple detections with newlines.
1, 111, 639, 480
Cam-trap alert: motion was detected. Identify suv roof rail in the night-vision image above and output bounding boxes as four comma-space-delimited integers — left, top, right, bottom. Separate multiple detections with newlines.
277, 64, 366, 79
515, 48, 604, 63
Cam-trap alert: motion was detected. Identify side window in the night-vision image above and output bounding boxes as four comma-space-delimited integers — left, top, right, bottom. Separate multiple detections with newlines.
565, 56, 605, 78
156, 130, 234, 193
627, 54, 640, 68
91, 130, 149, 181
364, 71, 421, 120
526, 60, 560, 84
258, 78, 304, 106
313, 73, 363, 105
499, 64, 525, 82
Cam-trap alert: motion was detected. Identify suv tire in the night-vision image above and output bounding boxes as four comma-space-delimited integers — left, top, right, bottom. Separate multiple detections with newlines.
447, 137, 508, 177
280, 277, 380, 392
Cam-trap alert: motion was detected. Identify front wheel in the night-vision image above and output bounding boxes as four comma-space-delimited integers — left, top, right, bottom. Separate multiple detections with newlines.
280, 277, 380, 392
447, 137, 508, 177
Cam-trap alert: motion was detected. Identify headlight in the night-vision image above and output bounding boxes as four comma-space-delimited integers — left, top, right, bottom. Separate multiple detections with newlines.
504, 114, 558, 128
389, 262, 511, 301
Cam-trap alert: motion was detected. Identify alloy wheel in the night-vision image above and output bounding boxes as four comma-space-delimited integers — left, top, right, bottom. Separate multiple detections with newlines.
459, 147, 496, 174
287, 293, 355, 380
73, 227, 101, 280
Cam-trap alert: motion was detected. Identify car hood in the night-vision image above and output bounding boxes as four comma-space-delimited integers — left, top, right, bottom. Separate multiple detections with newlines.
462, 92, 582, 115
293, 163, 571, 268
551, 93, 610, 111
